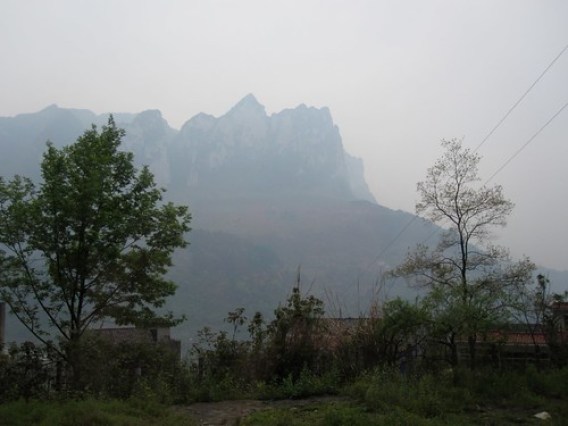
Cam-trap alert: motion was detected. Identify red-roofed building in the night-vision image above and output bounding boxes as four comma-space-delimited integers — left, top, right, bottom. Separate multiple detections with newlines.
457, 301, 568, 366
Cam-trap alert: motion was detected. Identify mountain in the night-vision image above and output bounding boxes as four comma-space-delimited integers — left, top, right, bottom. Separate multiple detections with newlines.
2, 96, 563, 346
168, 94, 375, 205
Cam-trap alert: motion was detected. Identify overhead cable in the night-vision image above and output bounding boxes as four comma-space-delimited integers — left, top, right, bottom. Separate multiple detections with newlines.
475, 42, 568, 152
367, 41, 568, 267
485, 100, 568, 184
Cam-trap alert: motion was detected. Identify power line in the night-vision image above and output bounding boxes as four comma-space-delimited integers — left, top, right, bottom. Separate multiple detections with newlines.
366, 215, 418, 270
485, 100, 568, 184
367, 41, 568, 268
474, 42, 568, 152
416, 99, 568, 248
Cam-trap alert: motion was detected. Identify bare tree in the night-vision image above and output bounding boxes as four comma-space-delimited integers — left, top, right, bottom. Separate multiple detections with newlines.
393, 139, 534, 368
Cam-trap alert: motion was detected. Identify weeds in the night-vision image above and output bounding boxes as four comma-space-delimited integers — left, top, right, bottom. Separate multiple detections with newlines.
0, 398, 193, 426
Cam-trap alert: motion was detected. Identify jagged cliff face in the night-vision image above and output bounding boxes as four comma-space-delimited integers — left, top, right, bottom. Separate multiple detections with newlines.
121, 110, 175, 187
3, 99, 567, 346
1, 97, 389, 343
0, 95, 375, 204
169, 94, 375, 203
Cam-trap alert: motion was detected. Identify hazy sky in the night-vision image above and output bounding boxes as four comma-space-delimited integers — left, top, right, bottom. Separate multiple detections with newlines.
1, 1, 567, 271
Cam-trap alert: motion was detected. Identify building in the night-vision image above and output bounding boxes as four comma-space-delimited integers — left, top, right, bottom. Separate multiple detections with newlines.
90, 326, 181, 359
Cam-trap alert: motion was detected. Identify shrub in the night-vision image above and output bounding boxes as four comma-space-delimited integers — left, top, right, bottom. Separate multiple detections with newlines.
0, 342, 54, 402
526, 364, 568, 399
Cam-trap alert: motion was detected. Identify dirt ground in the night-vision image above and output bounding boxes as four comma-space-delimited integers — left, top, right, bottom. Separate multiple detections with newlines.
177, 397, 556, 425
178, 396, 348, 425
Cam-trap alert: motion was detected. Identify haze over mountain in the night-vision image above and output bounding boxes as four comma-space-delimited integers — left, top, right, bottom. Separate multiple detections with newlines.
1, 96, 565, 344
3, 1, 567, 274
169, 94, 375, 205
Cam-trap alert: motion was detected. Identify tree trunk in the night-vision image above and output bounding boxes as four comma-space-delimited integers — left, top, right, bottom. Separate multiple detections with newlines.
468, 334, 477, 370
449, 333, 458, 368
66, 333, 85, 391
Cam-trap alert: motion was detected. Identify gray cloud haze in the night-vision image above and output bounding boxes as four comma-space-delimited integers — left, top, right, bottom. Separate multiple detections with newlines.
1, 0, 567, 270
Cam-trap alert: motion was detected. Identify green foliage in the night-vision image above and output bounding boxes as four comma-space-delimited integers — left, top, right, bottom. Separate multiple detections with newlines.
0, 117, 190, 388
256, 368, 341, 400
544, 291, 568, 367
240, 408, 298, 426
248, 311, 266, 351
320, 405, 374, 426
0, 342, 53, 402
0, 336, 188, 403
392, 139, 536, 368
338, 367, 568, 425
0, 398, 193, 426
351, 298, 429, 371
241, 368, 568, 426
190, 326, 247, 383
241, 402, 375, 426
226, 307, 247, 342
241, 399, 466, 426
184, 373, 251, 402
526, 364, 568, 398
267, 286, 326, 380
188, 286, 332, 400
355, 369, 446, 418
86, 339, 184, 402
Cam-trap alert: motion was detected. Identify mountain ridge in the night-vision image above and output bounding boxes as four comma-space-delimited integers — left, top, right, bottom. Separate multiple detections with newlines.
2, 96, 564, 347
1, 96, 375, 203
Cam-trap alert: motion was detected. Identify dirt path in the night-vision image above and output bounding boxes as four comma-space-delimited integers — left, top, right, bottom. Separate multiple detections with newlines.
178, 396, 348, 425
176, 397, 554, 425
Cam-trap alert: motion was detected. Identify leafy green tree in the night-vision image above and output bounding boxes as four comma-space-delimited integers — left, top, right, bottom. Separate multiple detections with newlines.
247, 311, 266, 351
267, 286, 326, 379
508, 274, 551, 367
0, 117, 191, 386
393, 139, 534, 368
377, 298, 430, 368
342, 298, 429, 374
225, 307, 247, 343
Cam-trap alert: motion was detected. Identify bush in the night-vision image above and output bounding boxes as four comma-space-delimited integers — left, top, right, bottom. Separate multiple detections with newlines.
0, 342, 54, 402
357, 369, 445, 418
346, 368, 478, 421
259, 367, 340, 400
526, 365, 568, 399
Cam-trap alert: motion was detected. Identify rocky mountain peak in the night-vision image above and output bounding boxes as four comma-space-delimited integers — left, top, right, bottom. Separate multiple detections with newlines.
132, 109, 165, 127
225, 94, 267, 119
233, 93, 263, 109
169, 96, 375, 203
181, 112, 216, 135
0, 98, 376, 204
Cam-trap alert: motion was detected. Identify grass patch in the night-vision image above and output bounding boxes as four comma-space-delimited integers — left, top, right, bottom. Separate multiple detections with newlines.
0, 398, 193, 426
240, 401, 374, 426
240, 401, 474, 426
242, 367, 568, 425
254, 368, 341, 400
186, 368, 341, 402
